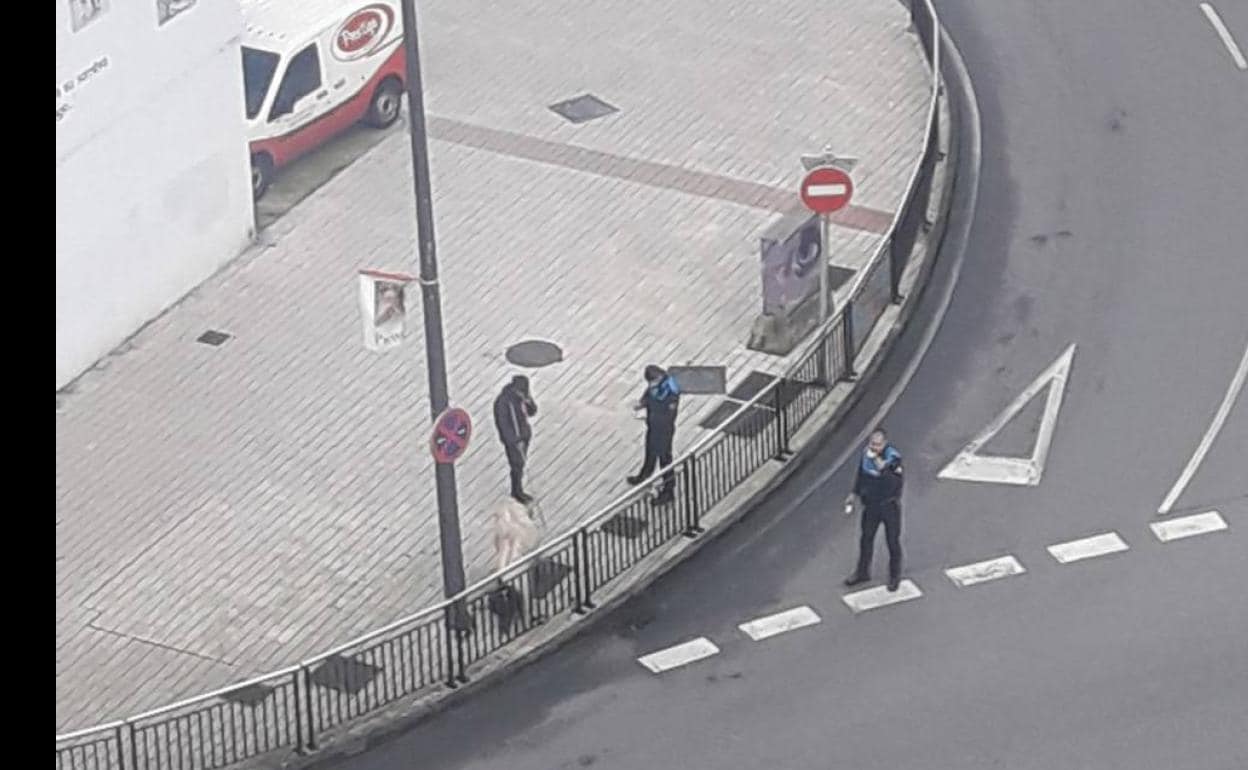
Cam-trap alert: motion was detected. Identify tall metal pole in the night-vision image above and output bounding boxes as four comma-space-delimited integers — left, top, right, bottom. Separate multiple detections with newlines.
398, 0, 465, 599
818, 213, 831, 324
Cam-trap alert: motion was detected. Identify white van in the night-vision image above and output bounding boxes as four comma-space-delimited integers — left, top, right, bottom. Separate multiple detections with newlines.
240, 0, 406, 198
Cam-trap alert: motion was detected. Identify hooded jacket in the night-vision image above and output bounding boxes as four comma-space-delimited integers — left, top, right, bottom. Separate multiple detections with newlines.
493, 383, 536, 448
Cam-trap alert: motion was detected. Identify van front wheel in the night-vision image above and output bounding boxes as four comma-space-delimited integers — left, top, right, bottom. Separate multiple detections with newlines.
365, 79, 403, 128
251, 153, 274, 200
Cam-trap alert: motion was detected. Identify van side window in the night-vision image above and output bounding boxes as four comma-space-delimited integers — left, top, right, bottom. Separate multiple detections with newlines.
269, 43, 322, 120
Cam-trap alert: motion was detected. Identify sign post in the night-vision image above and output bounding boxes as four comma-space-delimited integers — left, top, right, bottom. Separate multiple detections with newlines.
799, 147, 858, 324
398, 0, 466, 602
799, 164, 855, 323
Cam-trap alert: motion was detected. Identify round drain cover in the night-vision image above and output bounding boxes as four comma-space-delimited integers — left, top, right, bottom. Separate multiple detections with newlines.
505, 339, 564, 368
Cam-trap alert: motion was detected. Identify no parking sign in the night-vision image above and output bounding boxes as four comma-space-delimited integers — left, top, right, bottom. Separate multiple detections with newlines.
430, 407, 472, 464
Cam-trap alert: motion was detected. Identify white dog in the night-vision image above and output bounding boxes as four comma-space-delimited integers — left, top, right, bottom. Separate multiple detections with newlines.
491, 496, 543, 572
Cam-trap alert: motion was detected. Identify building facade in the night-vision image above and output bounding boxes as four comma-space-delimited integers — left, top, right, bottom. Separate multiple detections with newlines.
56, 0, 255, 389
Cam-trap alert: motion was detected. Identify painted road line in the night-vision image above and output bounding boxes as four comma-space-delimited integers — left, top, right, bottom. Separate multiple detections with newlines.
938, 344, 1076, 486
1200, 3, 1248, 70
945, 555, 1026, 587
1158, 341, 1248, 513
1150, 510, 1229, 543
842, 580, 922, 613
1047, 532, 1129, 564
738, 606, 822, 641
637, 637, 720, 674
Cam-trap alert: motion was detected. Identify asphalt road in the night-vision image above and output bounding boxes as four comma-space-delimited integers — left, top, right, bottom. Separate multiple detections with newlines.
324, 1, 1248, 767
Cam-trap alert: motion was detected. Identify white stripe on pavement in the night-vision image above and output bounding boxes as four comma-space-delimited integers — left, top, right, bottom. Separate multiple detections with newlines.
944, 555, 1026, 587
1158, 341, 1248, 513
842, 580, 922, 613
637, 637, 720, 674
738, 606, 822, 641
1150, 510, 1228, 543
1047, 532, 1129, 564
806, 184, 848, 196
1200, 3, 1248, 70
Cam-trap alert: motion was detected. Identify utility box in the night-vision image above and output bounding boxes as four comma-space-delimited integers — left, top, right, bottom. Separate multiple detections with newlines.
747, 211, 851, 356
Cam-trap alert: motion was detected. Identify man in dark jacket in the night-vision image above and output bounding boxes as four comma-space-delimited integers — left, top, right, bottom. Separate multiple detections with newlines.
627, 365, 681, 505
493, 375, 538, 503
843, 429, 905, 591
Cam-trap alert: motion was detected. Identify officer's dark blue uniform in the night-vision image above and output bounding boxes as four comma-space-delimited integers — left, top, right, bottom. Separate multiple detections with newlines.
845, 439, 904, 591
627, 365, 680, 504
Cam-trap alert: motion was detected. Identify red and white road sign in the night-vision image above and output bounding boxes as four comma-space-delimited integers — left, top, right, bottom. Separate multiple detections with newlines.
431, 407, 473, 464
800, 166, 854, 215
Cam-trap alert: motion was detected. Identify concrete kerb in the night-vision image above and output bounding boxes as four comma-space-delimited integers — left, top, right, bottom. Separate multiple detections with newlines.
254, 28, 966, 770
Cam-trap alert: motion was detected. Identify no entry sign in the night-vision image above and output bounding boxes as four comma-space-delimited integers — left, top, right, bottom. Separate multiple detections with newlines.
800, 166, 854, 215
430, 407, 473, 464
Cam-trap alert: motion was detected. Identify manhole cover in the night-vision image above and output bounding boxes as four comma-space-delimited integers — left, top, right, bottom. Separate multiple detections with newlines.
667, 365, 727, 395
529, 558, 574, 600
505, 339, 564, 368
698, 400, 772, 438
197, 330, 231, 347
697, 371, 815, 438
309, 654, 382, 695
219, 683, 274, 707
549, 94, 619, 124
602, 513, 648, 539
487, 584, 526, 632
827, 265, 856, 292
728, 371, 777, 401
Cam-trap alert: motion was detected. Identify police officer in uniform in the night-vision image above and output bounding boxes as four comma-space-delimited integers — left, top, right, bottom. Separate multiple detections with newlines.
627, 365, 681, 505
844, 429, 905, 591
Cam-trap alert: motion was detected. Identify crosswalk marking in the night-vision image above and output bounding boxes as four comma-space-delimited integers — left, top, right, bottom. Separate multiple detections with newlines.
944, 554, 1026, 587
842, 580, 922, 613
1047, 532, 1129, 564
738, 606, 822, 641
637, 637, 720, 674
1150, 510, 1228, 543
633, 521, 1232, 678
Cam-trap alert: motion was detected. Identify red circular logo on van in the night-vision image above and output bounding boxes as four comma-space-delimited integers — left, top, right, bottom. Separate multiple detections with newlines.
333, 4, 395, 61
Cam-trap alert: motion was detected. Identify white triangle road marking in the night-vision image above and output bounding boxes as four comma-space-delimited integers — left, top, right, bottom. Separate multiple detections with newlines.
938, 343, 1076, 486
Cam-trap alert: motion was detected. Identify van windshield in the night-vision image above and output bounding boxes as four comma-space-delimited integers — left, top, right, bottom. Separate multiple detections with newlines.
241, 46, 280, 120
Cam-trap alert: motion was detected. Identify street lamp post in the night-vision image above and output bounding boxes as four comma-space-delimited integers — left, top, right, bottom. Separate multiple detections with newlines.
397, 0, 465, 600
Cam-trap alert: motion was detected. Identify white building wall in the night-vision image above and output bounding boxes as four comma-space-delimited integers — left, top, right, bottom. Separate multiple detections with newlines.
56, 0, 255, 389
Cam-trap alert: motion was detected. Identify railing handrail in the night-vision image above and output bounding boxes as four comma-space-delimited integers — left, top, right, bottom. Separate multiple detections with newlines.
56, 0, 944, 745
53, 720, 127, 743
123, 665, 304, 725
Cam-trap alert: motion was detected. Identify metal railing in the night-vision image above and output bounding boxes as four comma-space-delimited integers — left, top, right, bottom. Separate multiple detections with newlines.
56, 2, 945, 766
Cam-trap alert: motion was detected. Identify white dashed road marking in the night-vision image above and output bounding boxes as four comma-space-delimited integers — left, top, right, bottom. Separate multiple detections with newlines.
1150, 510, 1228, 543
842, 580, 923, 613
634, 521, 1233, 677
1200, 3, 1248, 70
738, 606, 822, 641
944, 555, 1026, 587
637, 637, 720, 674
1047, 532, 1129, 564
